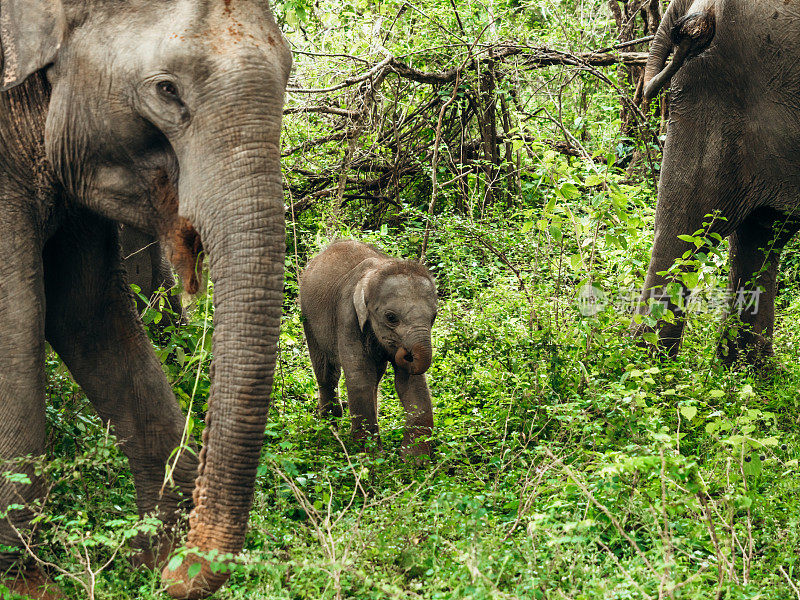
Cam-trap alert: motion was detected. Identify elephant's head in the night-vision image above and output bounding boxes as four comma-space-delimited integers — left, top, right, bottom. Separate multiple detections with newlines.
354, 262, 437, 375
1, 1, 290, 597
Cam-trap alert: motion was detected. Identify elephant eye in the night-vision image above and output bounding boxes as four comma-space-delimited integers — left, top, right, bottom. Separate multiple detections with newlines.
385, 312, 399, 325
156, 80, 181, 102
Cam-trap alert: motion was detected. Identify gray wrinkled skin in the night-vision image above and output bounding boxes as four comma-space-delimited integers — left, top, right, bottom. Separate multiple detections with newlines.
635, 0, 800, 366
300, 240, 437, 457
0, 1, 290, 598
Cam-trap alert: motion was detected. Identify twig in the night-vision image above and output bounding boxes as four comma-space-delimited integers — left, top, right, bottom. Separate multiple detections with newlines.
289, 55, 394, 94
659, 448, 674, 599
420, 23, 493, 259
288, 47, 650, 94
284, 105, 361, 118
595, 34, 655, 53
780, 566, 800, 600
696, 489, 729, 593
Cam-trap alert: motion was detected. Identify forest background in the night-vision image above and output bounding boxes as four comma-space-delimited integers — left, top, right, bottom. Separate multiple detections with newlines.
17, 0, 800, 598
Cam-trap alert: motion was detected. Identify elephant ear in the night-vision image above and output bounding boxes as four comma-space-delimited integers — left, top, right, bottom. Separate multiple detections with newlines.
0, 0, 66, 91
353, 268, 377, 331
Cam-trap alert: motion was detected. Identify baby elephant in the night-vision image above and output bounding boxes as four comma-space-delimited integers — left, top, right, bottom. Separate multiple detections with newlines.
300, 240, 437, 457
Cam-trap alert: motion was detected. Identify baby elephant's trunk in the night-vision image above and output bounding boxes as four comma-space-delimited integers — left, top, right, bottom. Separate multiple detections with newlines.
395, 339, 433, 375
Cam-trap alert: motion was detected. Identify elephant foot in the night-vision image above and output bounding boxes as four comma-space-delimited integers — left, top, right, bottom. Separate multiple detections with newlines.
719, 350, 780, 374
401, 447, 432, 466
162, 553, 232, 600
400, 431, 433, 462
352, 429, 383, 457
131, 542, 174, 571
316, 400, 343, 419
2, 566, 64, 600
629, 323, 682, 358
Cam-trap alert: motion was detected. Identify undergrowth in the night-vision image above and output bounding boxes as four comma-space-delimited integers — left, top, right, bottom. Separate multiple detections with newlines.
13, 148, 800, 600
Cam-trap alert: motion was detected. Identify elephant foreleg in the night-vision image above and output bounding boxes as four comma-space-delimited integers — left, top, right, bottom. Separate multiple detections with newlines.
393, 370, 433, 458
43, 210, 197, 568
340, 340, 385, 451
634, 190, 736, 356
0, 207, 49, 586
718, 211, 797, 367
635, 242, 699, 356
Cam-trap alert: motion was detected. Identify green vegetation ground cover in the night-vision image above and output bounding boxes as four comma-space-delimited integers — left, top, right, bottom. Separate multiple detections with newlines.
27, 154, 800, 599
12, 0, 800, 598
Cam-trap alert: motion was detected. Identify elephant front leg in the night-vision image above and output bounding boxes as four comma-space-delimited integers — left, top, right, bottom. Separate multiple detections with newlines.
718, 213, 796, 368
43, 211, 198, 568
631, 113, 742, 357
0, 212, 56, 595
634, 251, 693, 356
634, 202, 734, 356
394, 370, 434, 458
340, 343, 385, 453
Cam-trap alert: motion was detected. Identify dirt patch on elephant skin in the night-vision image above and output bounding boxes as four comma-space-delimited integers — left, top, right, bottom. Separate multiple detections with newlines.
149, 169, 204, 295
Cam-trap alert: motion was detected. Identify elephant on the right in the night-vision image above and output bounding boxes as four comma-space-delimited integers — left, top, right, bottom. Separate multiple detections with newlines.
635, 0, 800, 366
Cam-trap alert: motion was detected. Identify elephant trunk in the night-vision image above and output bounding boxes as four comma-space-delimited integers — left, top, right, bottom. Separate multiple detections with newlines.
643, 0, 716, 101
161, 73, 286, 600
395, 330, 433, 375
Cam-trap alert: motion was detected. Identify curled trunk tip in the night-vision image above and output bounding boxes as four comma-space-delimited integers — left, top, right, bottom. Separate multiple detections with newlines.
643, 0, 716, 101
395, 342, 433, 375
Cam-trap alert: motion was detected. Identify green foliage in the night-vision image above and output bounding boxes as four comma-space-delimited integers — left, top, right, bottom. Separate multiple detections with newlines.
25, 1, 800, 599
36, 179, 800, 597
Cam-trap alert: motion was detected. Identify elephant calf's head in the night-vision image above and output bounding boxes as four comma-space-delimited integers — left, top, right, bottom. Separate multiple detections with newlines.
354, 262, 438, 375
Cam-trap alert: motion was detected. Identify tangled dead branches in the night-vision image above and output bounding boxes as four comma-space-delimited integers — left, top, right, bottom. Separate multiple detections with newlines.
282, 39, 655, 223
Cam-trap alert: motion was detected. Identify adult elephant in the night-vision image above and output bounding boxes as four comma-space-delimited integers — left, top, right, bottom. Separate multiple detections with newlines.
635, 0, 800, 366
120, 225, 185, 323
0, 1, 290, 598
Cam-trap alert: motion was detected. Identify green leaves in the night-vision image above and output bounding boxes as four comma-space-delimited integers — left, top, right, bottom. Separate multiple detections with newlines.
677, 233, 701, 246
3, 472, 31, 485
558, 182, 581, 200
166, 554, 184, 574
742, 452, 762, 477
34, 4, 800, 598
680, 270, 699, 290
187, 562, 203, 579
679, 405, 698, 421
